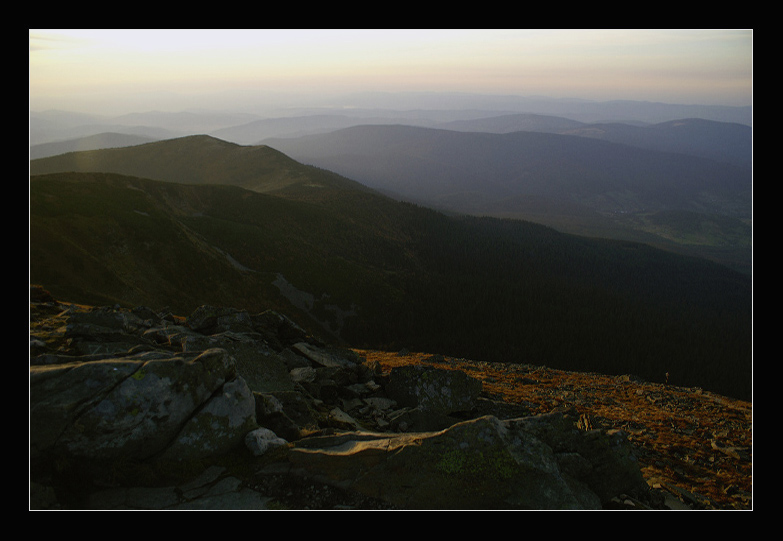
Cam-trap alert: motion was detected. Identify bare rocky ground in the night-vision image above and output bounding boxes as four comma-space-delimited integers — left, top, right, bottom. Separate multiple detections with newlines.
37, 350, 749, 511
361, 350, 752, 510
29, 293, 751, 510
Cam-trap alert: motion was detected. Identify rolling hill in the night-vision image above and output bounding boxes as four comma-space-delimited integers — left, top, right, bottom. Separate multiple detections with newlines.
29, 134, 372, 197
440, 115, 752, 170
262, 124, 752, 273
29, 136, 752, 400
210, 114, 440, 146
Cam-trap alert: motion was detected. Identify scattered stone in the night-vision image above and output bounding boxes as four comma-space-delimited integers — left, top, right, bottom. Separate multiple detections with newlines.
31, 288, 721, 510
245, 427, 288, 456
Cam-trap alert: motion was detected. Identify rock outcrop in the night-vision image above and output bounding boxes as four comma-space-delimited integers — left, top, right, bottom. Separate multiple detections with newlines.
29, 285, 656, 510
284, 412, 647, 509
31, 348, 255, 462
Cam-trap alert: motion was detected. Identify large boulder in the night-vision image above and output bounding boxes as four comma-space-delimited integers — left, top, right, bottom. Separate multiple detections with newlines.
385, 364, 482, 414
505, 412, 648, 503
185, 305, 311, 350
382, 364, 483, 431
157, 376, 258, 461
183, 334, 295, 393
30, 348, 256, 462
286, 412, 648, 509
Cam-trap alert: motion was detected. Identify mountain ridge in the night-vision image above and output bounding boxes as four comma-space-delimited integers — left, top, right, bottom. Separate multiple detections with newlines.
29, 134, 374, 198
262, 124, 752, 273
263, 124, 751, 210
439, 115, 752, 170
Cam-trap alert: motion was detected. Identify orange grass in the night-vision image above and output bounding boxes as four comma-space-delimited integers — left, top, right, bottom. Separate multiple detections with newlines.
355, 348, 752, 509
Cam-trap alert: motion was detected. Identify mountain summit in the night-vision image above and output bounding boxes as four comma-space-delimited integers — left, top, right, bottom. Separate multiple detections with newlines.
29, 134, 371, 197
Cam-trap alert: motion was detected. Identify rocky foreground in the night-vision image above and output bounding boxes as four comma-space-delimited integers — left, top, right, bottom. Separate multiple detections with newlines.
366, 351, 752, 510
29, 286, 752, 510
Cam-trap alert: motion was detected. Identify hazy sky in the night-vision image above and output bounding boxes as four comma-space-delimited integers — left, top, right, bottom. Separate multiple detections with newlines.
29, 29, 753, 115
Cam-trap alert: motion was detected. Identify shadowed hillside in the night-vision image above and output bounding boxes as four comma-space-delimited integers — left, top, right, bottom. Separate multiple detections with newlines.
30, 158, 752, 399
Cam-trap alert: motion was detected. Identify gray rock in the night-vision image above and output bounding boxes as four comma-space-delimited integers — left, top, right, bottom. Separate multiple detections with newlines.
250, 310, 311, 349
187, 335, 294, 393
505, 412, 649, 504
363, 396, 396, 411
254, 393, 302, 441
88, 467, 273, 510
259, 390, 320, 432
291, 342, 356, 369
385, 364, 482, 415
30, 297, 655, 510
170, 488, 272, 510
159, 376, 258, 461
245, 427, 288, 456
142, 324, 200, 348
387, 406, 460, 432
287, 413, 646, 509
31, 348, 252, 461
290, 366, 317, 383
185, 305, 254, 335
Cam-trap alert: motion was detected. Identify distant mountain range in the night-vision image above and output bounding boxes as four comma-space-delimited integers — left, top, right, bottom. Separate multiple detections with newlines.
263, 123, 752, 273
29, 132, 156, 160
30, 104, 752, 272
29, 92, 751, 147
29, 135, 752, 400
29, 109, 259, 146
272, 91, 752, 126
438, 114, 752, 170
263, 123, 751, 206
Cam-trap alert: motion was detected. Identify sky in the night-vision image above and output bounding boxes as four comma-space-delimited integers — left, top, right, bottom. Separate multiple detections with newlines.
29, 29, 753, 115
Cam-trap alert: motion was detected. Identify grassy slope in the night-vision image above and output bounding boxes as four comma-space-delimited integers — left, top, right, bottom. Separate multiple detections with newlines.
28, 134, 371, 195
